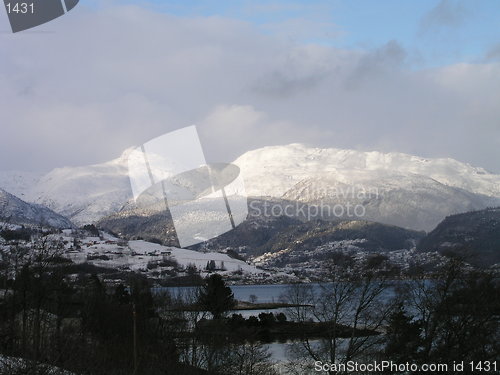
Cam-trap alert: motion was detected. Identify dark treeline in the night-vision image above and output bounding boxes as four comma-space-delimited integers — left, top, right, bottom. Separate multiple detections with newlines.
0, 239, 278, 374
280, 261, 499, 374
0, 239, 186, 375
0, 236, 498, 374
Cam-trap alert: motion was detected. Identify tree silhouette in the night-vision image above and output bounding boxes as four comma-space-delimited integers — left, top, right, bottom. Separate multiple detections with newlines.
198, 274, 235, 319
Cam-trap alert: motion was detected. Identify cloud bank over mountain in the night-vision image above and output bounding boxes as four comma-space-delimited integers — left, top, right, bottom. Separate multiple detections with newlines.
0, 2, 499, 173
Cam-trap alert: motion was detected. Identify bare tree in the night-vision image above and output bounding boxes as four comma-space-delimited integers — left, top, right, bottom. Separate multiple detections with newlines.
282, 272, 393, 374
225, 342, 278, 375
391, 260, 500, 367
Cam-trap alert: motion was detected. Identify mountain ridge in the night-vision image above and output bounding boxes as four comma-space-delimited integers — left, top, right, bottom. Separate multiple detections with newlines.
0, 188, 73, 229
417, 207, 500, 267
1, 144, 499, 229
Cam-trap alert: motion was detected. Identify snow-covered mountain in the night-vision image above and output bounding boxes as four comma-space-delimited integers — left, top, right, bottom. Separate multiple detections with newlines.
0, 188, 73, 228
234, 144, 500, 198
5, 150, 134, 225
234, 144, 500, 230
1, 144, 499, 230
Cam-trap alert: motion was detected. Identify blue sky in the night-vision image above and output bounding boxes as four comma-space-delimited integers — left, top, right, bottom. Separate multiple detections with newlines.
121, 0, 500, 68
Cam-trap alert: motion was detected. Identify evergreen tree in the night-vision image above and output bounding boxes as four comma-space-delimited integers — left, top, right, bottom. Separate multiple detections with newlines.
385, 303, 422, 362
198, 274, 235, 319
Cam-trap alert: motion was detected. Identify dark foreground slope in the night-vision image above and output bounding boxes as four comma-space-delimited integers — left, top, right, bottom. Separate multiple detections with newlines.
417, 207, 500, 267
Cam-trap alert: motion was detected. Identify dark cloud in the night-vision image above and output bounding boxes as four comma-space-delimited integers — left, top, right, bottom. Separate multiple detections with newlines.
251, 45, 336, 96
344, 40, 407, 89
419, 0, 468, 33
486, 44, 500, 61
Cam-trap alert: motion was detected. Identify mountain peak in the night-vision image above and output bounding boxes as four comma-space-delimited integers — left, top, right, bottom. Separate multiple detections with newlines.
234, 144, 500, 198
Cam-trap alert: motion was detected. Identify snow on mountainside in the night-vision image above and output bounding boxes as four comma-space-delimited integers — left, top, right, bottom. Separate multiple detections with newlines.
233, 144, 500, 231
234, 144, 500, 198
0, 171, 41, 199
0, 188, 73, 228
281, 172, 498, 231
0, 144, 499, 229
25, 150, 134, 225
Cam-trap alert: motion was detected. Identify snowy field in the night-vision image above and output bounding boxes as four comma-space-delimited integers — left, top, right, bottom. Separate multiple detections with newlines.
56, 230, 263, 277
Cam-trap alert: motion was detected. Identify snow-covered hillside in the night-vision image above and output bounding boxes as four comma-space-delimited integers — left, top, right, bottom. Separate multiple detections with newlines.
0, 144, 499, 229
0, 188, 73, 229
15, 150, 133, 225
0, 171, 41, 199
280, 172, 498, 231
56, 231, 263, 277
128, 240, 261, 274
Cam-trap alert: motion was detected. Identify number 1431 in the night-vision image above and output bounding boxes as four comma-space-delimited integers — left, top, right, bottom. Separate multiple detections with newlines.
6, 3, 34, 14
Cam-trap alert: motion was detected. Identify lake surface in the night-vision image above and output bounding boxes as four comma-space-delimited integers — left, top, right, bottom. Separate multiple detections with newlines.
158, 283, 296, 303
157, 283, 296, 317
231, 283, 295, 303
158, 281, 402, 320
160, 281, 401, 305
158, 281, 412, 368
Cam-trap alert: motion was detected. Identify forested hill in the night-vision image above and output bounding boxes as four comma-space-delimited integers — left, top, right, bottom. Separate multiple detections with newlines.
417, 207, 500, 267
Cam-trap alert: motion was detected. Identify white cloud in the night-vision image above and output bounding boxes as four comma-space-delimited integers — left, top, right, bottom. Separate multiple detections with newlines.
0, 2, 498, 173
